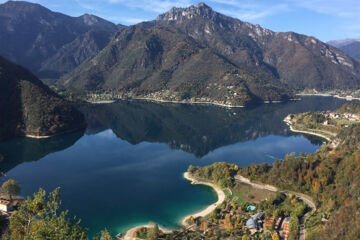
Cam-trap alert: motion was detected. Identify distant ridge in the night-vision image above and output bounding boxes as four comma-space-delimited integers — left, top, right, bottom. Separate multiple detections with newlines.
0, 0, 121, 78
328, 39, 360, 61
328, 39, 360, 48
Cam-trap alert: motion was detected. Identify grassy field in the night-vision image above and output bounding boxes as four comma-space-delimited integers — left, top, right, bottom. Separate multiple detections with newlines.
228, 182, 276, 204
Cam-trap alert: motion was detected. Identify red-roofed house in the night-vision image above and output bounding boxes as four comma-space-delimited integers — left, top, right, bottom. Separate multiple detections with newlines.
0, 199, 13, 212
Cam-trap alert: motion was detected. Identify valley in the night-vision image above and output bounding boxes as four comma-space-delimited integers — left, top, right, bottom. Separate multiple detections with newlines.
0, 1, 360, 239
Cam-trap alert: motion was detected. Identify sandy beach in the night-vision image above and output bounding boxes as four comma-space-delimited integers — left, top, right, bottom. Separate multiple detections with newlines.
25, 134, 52, 139
86, 100, 116, 104
123, 225, 172, 240
181, 172, 226, 227
122, 172, 225, 239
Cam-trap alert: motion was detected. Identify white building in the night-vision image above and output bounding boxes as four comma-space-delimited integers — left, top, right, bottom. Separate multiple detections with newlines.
0, 199, 12, 212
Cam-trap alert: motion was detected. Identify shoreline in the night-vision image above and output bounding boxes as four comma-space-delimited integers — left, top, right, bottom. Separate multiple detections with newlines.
297, 93, 360, 101
86, 100, 116, 104
181, 172, 226, 227
131, 97, 245, 108
284, 121, 331, 142
283, 119, 339, 148
23, 126, 85, 140
123, 224, 172, 240
81, 95, 303, 108
25, 134, 52, 139
122, 172, 225, 239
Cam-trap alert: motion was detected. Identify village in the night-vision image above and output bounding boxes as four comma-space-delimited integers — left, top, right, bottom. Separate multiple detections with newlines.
128, 163, 311, 240
326, 112, 360, 122
128, 193, 301, 240
0, 179, 24, 236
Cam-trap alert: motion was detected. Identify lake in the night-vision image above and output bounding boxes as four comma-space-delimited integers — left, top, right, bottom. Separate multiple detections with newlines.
0, 96, 349, 237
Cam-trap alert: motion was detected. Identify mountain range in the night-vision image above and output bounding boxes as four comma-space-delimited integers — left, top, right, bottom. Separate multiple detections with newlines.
328, 39, 360, 61
1, 1, 360, 106
60, 3, 360, 106
0, 0, 121, 79
0, 56, 85, 141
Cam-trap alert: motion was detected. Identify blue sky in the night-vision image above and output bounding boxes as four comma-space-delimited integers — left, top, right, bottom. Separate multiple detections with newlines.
2, 0, 360, 42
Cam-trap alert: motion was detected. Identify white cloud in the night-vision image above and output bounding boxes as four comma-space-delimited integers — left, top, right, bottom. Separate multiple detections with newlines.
107, 16, 148, 24
292, 0, 360, 18
106, 0, 192, 13
218, 3, 290, 21
208, 0, 242, 7
76, 0, 97, 10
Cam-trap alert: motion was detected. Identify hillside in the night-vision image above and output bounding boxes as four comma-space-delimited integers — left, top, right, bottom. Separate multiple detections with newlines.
0, 56, 85, 141
62, 24, 292, 106
61, 3, 360, 106
152, 3, 360, 91
0, 1, 120, 78
239, 103, 360, 239
339, 42, 360, 61
328, 39, 360, 61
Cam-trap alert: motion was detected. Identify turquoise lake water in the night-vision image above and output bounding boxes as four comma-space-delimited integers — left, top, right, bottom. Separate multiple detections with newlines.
0, 96, 350, 237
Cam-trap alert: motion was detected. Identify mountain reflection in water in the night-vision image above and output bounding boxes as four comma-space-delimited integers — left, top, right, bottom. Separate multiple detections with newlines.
82, 96, 344, 157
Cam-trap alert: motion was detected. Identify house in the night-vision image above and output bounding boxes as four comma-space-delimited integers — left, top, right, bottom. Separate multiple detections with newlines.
246, 212, 265, 234
344, 113, 352, 119
264, 216, 274, 230
246, 218, 257, 230
0, 199, 13, 212
274, 217, 282, 230
252, 212, 265, 220
329, 112, 340, 119
352, 114, 360, 121
281, 217, 291, 240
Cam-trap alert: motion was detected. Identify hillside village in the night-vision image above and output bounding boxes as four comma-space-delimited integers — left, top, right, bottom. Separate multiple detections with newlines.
127, 163, 311, 240
326, 112, 360, 122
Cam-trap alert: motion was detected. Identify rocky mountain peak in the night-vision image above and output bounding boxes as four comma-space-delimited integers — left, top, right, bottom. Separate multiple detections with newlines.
196, 2, 211, 9
156, 2, 216, 22
80, 14, 99, 26
0, 0, 49, 16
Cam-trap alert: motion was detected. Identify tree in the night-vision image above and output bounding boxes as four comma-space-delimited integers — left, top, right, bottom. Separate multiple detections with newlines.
148, 222, 159, 240
289, 216, 300, 240
272, 233, 280, 240
6, 188, 87, 240
1, 179, 21, 200
93, 229, 113, 240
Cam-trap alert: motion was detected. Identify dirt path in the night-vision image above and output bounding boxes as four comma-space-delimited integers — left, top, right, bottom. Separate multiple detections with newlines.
235, 175, 316, 240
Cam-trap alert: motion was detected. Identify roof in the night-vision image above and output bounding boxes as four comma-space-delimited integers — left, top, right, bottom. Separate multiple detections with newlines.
0, 199, 10, 206
252, 212, 265, 220
246, 218, 257, 229
283, 217, 291, 223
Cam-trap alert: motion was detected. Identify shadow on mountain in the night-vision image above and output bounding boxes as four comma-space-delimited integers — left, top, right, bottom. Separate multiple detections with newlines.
81, 96, 342, 157
0, 130, 84, 172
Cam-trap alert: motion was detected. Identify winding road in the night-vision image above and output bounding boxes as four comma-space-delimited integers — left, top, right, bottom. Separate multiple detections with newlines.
234, 175, 316, 240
